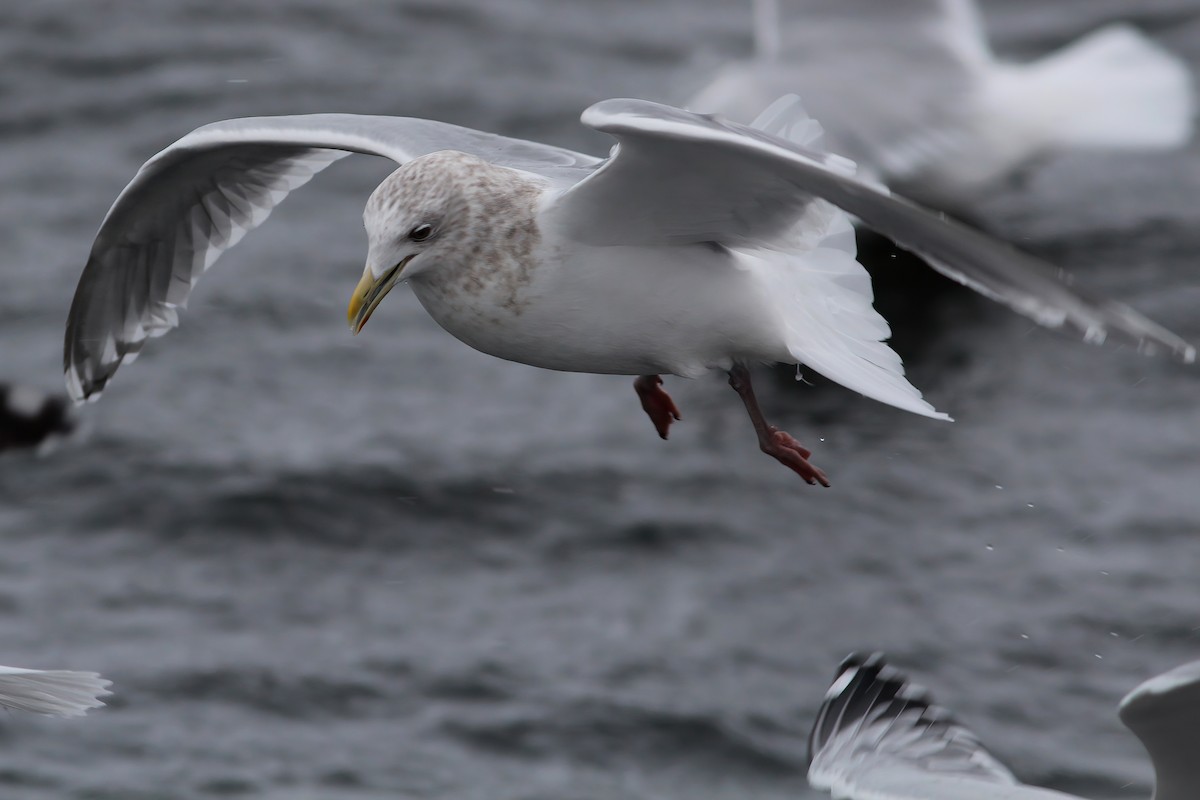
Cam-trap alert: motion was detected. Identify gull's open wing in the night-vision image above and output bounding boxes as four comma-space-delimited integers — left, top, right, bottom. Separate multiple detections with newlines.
808, 654, 1077, 800
63, 114, 598, 401
0, 666, 111, 717
556, 98, 1195, 363
1118, 659, 1200, 800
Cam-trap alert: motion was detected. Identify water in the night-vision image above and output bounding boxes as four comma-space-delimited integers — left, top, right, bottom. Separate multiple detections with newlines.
2, 1, 1200, 797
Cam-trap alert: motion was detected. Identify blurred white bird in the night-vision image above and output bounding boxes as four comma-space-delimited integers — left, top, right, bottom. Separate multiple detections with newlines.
688, 0, 1195, 209
808, 652, 1200, 800
0, 665, 110, 717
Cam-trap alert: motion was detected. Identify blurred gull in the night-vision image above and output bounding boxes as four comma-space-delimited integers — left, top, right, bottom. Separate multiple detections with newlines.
808, 652, 1200, 800
62, 98, 1194, 484
688, 0, 1195, 208
0, 665, 110, 717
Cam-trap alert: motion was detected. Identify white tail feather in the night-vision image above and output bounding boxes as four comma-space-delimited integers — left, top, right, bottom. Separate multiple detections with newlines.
992, 23, 1194, 151
0, 667, 112, 717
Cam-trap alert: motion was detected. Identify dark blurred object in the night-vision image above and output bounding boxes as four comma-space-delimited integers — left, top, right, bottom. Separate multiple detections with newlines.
0, 382, 78, 453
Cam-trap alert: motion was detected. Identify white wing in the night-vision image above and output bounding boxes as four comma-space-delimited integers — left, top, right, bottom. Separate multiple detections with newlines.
1118, 659, 1200, 800
0, 666, 111, 717
777, 0, 990, 73
808, 654, 1079, 800
555, 99, 1195, 363
690, 0, 991, 179
63, 114, 599, 401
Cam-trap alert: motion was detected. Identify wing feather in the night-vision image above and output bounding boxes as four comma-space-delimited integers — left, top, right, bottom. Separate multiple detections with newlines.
559, 99, 1195, 364
0, 666, 111, 717
808, 654, 1077, 800
64, 115, 599, 401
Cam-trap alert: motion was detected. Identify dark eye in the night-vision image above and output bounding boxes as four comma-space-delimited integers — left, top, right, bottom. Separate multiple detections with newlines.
408, 224, 434, 242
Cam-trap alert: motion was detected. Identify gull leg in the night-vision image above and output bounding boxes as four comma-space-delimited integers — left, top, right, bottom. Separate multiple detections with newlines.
728, 364, 830, 487
634, 374, 682, 440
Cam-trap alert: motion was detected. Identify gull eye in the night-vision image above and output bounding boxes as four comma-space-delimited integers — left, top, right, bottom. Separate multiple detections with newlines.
408, 224, 434, 242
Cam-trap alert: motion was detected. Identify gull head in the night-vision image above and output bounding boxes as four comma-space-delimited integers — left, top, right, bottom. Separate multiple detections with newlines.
348, 151, 482, 335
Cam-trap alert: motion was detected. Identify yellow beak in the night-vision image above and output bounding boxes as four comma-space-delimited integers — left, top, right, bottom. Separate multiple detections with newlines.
347, 257, 410, 334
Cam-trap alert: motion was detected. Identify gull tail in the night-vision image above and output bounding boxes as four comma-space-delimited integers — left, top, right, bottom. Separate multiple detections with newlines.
0, 667, 112, 717
994, 23, 1194, 151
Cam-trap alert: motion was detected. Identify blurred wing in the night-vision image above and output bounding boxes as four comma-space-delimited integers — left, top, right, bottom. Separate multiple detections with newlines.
1118, 659, 1200, 800
691, 0, 991, 178
808, 654, 1077, 800
557, 99, 1196, 363
64, 114, 599, 401
779, 0, 990, 73
0, 666, 111, 717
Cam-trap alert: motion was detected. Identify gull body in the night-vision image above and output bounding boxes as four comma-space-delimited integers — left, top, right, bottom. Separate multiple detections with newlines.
415, 236, 785, 379
365, 154, 786, 379
807, 653, 1200, 800
63, 99, 1194, 482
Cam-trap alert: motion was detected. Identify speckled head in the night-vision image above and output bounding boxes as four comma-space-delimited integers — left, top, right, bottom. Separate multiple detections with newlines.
362, 150, 481, 281
348, 150, 546, 333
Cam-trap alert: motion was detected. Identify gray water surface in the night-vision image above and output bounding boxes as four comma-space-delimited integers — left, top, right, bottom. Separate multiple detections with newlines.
2, 2, 1199, 798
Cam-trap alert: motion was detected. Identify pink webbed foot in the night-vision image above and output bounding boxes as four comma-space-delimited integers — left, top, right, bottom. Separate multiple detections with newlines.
633, 374, 682, 440
759, 426, 830, 487
728, 364, 830, 487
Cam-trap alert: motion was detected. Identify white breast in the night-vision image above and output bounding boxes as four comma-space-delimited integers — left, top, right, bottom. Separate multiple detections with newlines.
410, 238, 789, 378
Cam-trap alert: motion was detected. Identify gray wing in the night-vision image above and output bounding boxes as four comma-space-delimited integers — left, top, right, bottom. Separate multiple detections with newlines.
554, 98, 1195, 363
0, 666, 111, 717
808, 654, 1079, 800
64, 114, 599, 401
1118, 659, 1200, 800
689, 0, 990, 179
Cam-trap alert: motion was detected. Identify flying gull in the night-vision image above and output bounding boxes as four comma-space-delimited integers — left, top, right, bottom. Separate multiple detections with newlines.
62, 98, 1195, 484
808, 652, 1200, 800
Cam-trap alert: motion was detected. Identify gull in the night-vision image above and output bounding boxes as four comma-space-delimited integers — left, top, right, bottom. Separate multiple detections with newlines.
687, 0, 1194, 208
808, 652, 1200, 800
0, 665, 110, 717
62, 98, 1195, 485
